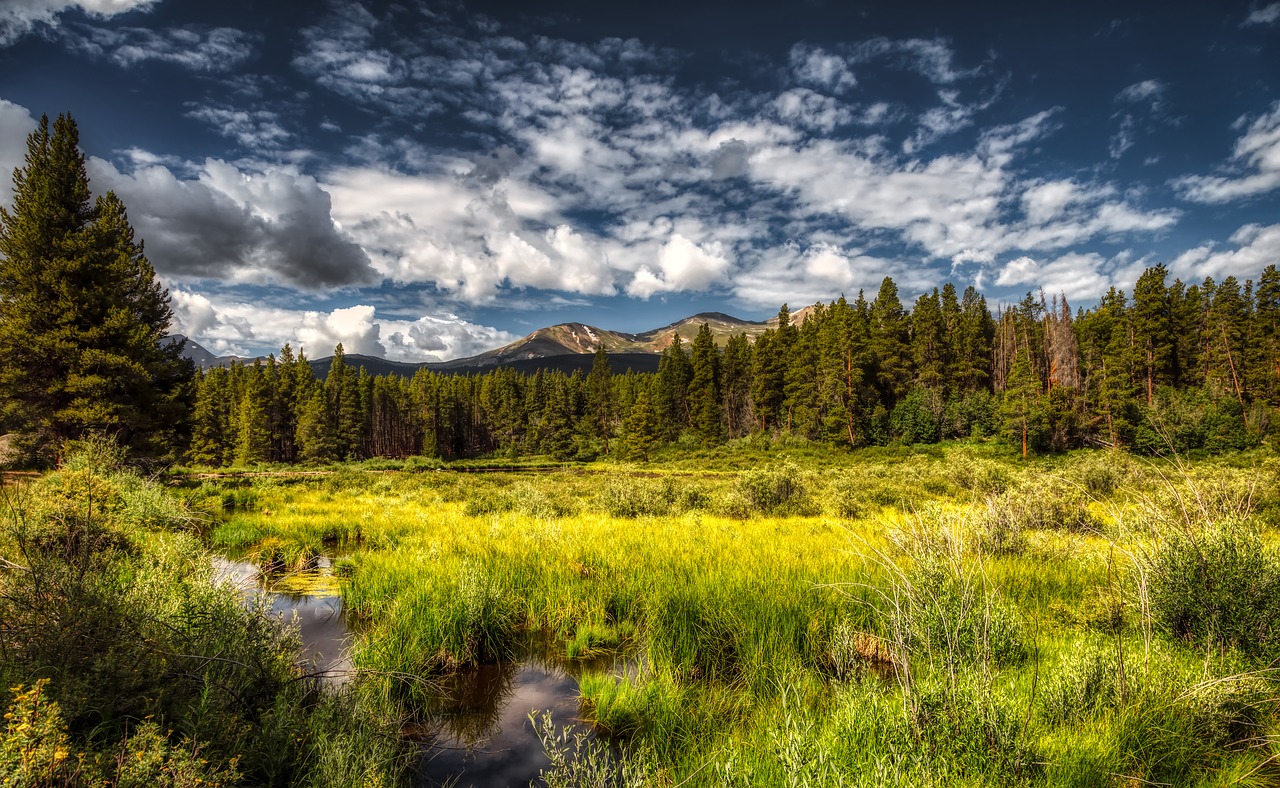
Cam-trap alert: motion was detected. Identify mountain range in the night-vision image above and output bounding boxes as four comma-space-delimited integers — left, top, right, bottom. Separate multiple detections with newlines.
170, 307, 815, 379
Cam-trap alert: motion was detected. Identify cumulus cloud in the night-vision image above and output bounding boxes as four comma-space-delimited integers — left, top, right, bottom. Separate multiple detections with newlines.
709, 139, 749, 179
0, 0, 155, 45
1174, 101, 1280, 202
626, 234, 730, 298
995, 252, 1115, 301
383, 314, 519, 362
0, 100, 37, 208
62, 24, 256, 71
168, 289, 515, 362
1172, 222, 1280, 282
87, 156, 377, 289
773, 89, 853, 132
322, 165, 621, 302
730, 242, 927, 309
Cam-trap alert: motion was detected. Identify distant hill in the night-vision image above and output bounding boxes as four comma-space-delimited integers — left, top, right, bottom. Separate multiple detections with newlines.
172, 306, 809, 379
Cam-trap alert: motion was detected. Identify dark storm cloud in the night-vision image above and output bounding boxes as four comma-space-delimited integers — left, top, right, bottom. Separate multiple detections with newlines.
709, 139, 749, 179
87, 156, 378, 289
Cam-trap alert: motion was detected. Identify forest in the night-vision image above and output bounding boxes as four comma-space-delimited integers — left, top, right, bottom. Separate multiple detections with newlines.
189, 265, 1277, 467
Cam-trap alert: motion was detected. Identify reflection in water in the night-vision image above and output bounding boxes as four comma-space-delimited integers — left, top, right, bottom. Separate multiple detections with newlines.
414, 661, 583, 788
211, 556, 354, 681
214, 556, 634, 787
413, 639, 637, 788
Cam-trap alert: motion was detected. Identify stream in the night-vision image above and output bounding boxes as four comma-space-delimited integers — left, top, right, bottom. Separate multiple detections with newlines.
213, 554, 620, 787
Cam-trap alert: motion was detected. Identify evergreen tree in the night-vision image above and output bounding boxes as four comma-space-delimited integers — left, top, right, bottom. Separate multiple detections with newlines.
619, 386, 662, 461
721, 333, 754, 439
0, 114, 193, 463
688, 324, 723, 445
188, 367, 230, 466
1130, 264, 1174, 405
869, 278, 912, 407
999, 343, 1046, 458
233, 363, 270, 466
910, 288, 945, 391
654, 334, 692, 438
1251, 265, 1280, 406
583, 347, 616, 453
297, 389, 337, 462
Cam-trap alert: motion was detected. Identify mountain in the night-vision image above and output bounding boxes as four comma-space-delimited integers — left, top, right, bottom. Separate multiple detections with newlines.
173, 306, 812, 379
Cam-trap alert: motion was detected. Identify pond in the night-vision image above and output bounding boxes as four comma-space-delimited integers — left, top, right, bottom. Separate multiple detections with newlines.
214, 553, 633, 787
212, 555, 353, 681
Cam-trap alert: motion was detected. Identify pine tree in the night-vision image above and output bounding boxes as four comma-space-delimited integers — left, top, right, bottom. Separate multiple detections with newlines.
619, 386, 662, 461
297, 389, 337, 462
869, 278, 912, 407
233, 363, 270, 466
999, 343, 1046, 458
0, 114, 193, 463
1130, 265, 1174, 405
721, 333, 753, 438
688, 324, 723, 445
654, 334, 692, 438
583, 347, 616, 453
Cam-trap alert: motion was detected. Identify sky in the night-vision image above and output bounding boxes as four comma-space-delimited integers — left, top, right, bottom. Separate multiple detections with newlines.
0, 0, 1278, 362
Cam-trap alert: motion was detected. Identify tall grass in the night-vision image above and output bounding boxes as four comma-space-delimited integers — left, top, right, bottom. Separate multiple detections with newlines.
193, 444, 1280, 786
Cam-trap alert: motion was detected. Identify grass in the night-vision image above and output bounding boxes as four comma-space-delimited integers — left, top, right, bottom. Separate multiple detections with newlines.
186, 442, 1280, 786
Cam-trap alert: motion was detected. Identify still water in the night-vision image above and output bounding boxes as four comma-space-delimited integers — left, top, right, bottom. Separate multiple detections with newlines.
213, 554, 617, 787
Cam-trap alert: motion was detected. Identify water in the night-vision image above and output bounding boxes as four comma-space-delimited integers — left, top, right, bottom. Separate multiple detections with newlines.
213, 554, 629, 786
413, 641, 636, 788
412, 659, 583, 787
211, 555, 354, 681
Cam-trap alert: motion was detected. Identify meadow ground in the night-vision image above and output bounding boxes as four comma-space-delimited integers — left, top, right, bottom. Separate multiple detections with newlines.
182, 440, 1280, 787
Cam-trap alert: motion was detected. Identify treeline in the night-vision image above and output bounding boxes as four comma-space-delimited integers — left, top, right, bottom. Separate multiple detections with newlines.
188, 264, 1280, 464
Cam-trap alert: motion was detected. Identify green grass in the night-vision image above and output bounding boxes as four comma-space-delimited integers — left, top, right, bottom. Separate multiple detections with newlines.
189, 442, 1280, 786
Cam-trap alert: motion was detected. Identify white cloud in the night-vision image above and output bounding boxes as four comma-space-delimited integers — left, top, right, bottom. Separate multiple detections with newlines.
730, 242, 927, 309
1244, 3, 1280, 25
995, 252, 1114, 301
185, 106, 290, 150
626, 234, 730, 298
0, 0, 155, 45
1117, 79, 1165, 104
322, 164, 620, 302
1174, 101, 1280, 202
383, 315, 519, 362
63, 24, 256, 71
168, 289, 515, 362
773, 89, 853, 132
0, 100, 37, 208
789, 44, 856, 92
1171, 223, 1280, 282
851, 37, 974, 84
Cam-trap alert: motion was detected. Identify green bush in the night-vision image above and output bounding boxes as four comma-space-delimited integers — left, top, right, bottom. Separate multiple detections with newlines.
719, 461, 816, 517
1146, 521, 1280, 657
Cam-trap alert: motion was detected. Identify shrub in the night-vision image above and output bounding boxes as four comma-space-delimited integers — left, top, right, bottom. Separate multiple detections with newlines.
1145, 521, 1280, 657
1071, 451, 1128, 496
719, 461, 816, 517
948, 456, 1013, 496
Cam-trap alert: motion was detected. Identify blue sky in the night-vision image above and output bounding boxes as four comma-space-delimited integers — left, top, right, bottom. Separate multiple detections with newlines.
1, 0, 1278, 361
